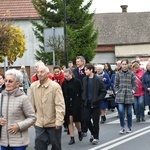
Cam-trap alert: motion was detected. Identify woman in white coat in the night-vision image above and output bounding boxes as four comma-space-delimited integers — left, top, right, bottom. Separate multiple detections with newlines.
0, 69, 36, 150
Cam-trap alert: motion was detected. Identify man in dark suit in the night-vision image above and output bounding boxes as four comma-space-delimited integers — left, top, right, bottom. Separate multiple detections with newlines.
73, 56, 87, 137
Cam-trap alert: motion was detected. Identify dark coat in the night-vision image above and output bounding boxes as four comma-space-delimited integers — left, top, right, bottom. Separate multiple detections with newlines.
142, 70, 150, 106
110, 73, 116, 94
82, 74, 106, 108
0, 84, 5, 93
104, 69, 114, 79
73, 67, 86, 84
62, 77, 82, 124
114, 70, 137, 104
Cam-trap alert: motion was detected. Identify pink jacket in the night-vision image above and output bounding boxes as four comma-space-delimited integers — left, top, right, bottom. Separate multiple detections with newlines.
134, 68, 145, 96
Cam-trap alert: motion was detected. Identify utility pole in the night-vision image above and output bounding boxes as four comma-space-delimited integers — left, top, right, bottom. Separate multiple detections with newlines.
64, 0, 68, 68
52, 27, 55, 66
4, 56, 7, 73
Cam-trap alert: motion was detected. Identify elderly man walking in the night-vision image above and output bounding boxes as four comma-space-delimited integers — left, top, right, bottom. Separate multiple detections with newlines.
30, 65, 65, 150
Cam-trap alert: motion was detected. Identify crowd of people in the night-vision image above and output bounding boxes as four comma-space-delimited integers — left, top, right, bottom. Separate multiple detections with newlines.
0, 56, 150, 150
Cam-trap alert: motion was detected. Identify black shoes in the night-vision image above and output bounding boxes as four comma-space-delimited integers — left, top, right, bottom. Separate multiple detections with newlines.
82, 132, 87, 137
64, 127, 68, 132
141, 117, 145, 122
101, 115, 106, 124
69, 132, 83, 145
78, 132, 83, 141
136, 118, 145, 122
69, 137, 75, 145
89, 135, 94, 142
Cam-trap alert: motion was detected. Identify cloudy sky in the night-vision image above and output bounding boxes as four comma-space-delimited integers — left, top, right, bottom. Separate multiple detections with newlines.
84, 0, 150, 13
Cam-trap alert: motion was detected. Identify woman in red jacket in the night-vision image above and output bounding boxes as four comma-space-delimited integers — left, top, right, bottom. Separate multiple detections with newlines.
132, 61, 145, 122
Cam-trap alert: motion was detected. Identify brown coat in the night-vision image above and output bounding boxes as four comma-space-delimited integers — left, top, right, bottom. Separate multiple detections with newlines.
0, 88, 36, 147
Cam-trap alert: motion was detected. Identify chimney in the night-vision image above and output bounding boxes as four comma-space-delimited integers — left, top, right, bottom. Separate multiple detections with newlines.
120, 5, 128, 12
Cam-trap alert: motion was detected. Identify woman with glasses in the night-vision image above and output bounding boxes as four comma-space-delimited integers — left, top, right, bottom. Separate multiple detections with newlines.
0, 69, 36, 150
114, 59, 137, 134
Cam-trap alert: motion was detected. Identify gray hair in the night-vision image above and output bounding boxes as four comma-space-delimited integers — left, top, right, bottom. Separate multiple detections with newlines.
96, 64, 104, 69
38, 65, 49, 73
35, 61, 44, 67
5, 68, 23, 84
64, 68, 73, 74
46, 66, 50, 73
76, 56, 86, 63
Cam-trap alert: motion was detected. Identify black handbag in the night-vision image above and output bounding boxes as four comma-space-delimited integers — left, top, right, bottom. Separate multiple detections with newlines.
0, 94, 3, 138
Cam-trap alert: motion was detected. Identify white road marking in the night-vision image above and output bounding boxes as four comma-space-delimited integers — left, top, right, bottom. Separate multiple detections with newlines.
88, 126, 150, 150
106, 112, 118, 119
106, 109, 149, 124
106, 115, 136, 124
101, 129, 150, 150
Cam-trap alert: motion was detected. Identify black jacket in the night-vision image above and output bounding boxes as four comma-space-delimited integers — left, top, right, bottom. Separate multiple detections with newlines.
0, 84, 5, 93
62, 77, 82, 124
82, 74, 106, 108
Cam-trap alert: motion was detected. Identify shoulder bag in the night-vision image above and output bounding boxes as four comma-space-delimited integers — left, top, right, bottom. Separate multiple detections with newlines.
105, 88, 115, 100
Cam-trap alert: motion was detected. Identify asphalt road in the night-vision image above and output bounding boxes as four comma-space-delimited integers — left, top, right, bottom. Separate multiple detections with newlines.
26, 107, 150, 150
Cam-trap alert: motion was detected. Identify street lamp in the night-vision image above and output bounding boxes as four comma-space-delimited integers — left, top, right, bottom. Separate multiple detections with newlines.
63, 0, 68, 68
52, 27, 56, 66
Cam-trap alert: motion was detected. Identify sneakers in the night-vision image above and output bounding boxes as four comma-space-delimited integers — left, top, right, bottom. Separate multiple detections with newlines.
92, 139, 99, 145
126, 128, 132, 133
89, 135, 94, 142
119, 128, 125, 134
119, 127, 132, 134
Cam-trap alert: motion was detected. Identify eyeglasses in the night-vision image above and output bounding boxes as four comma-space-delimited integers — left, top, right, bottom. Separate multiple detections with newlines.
5, 79, 14, 83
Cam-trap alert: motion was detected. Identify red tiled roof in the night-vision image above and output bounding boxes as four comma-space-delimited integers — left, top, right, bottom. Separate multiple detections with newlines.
0, 0, 39, 19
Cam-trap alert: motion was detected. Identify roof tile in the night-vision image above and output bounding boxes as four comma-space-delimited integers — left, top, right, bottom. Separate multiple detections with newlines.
0, 0, 39, 19
93, 12, 150, 45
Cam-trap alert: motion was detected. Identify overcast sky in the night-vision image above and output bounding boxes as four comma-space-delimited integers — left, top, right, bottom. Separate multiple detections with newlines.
84, 0, 150, 13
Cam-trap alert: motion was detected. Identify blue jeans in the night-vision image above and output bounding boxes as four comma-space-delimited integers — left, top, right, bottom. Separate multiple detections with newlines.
134, 96, 145, 119
118, 103, 132, 129
1, 146, 26, 150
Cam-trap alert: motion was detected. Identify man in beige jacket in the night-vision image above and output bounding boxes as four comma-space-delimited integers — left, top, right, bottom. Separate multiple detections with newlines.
30, 65, 65, 150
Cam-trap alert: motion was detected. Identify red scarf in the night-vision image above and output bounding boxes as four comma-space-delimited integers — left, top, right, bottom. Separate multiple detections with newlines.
53, 71, 64, 87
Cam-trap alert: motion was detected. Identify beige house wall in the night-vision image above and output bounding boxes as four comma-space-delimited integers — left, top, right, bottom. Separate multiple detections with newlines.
115, 44, 150, 57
